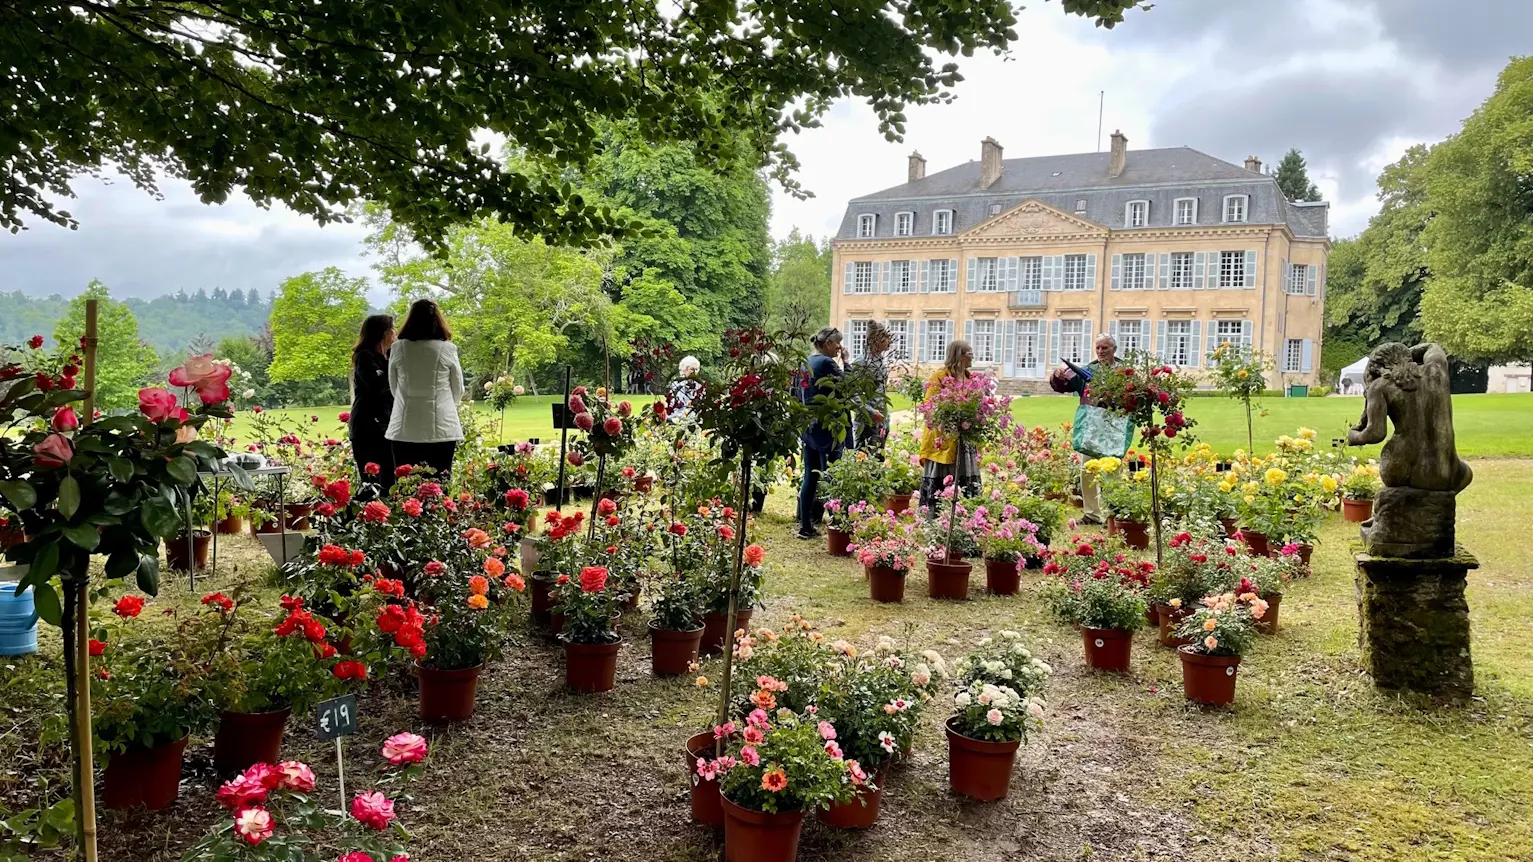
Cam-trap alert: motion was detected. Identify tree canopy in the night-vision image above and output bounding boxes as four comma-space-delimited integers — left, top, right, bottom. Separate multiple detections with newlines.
4, 0, 1142, 249
1273, 148, 1321, 202
765, 229, 832, 334
268, 268, 370, 382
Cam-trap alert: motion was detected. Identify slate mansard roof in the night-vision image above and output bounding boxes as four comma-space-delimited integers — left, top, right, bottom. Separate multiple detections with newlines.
836, 147, 1329, 240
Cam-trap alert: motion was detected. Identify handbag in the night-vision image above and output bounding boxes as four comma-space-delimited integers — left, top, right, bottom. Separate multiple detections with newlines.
1071, 404, 1134, 459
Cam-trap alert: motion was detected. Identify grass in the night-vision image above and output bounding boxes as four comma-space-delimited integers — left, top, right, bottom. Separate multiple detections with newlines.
5, 465, 1532, 861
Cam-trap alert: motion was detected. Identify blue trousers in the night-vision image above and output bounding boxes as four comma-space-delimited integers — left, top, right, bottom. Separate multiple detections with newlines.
797, 443, 842, 535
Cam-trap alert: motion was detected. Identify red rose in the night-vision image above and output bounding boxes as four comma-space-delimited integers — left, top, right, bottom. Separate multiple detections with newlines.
349, 549, 365, 567
332, 660, 367, 680
1157, 391, 1171, 404
668, 522, 687, 537
364, 462, 381, 476
567, 451, 585, 467
27, 335, 44, 349
362, 501, 390, 523
424, 560, 446, 577
602, 416, 622, 435
50, 406, 79, 432
113, 595, 144, 617
579, 566, 609, 593
318, 544, 352, 567
401, 498, 423, 518
315, 502, 337, 518
606, 516, 620, 527
395, 464, 414, 478
339, 412, 352, 422
324, 479, 352, 506
597, 497, 617, 516
88, 638, 107, 656
505, 488, 530, 509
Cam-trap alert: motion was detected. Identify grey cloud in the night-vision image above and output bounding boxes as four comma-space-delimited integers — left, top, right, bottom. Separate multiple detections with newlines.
1361, 0, 1533, 69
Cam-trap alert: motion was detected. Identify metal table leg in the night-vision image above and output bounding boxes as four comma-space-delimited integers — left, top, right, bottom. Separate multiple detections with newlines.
185, 490, 196, 591
210, 475, 220, 580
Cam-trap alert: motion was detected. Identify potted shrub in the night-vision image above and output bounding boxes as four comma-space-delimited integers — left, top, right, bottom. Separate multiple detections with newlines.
648, 565, 704, 677
213, 489, 246, 535
921, 500, 981, 600
945, 632, 1051, 801
1246, 547, 1304, 634
558, 564, 623, 693
1040, 552, 1149, 673
686, 511, 766, 655
1003, 492, 1067, 554
1341, 460, 1381, 523
167, 484, 218, 572
972, 507, 1044, 596
1174, 592, 1263, 706
880, 437, 922, 514
1096, 457, 1153, 550
1148, 532, 1240, 647
849, 507, 920, 603
528, 509, 585, 629
819, 451, 886, 556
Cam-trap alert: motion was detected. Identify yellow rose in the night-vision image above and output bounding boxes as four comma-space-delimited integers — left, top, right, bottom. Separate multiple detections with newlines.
1237, 369, 1249, 379
1298, 427, 1317, 440
1243, 495, 1255, 504
1218, 481, 1235, 493
1321, 476, 1338, 492
1264, 467, 1288, 486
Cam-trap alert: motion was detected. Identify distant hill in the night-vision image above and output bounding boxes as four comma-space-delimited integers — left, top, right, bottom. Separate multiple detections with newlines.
0, 288, 272, 352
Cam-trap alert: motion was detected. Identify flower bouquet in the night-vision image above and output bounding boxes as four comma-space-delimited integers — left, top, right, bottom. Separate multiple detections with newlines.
1173, 591, 1263, 705
945, 632, 1050, 801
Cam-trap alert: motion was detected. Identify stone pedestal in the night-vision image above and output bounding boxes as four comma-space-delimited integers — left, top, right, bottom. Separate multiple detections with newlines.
1355, 548, 1476, 699
1362, 486, 1457, 559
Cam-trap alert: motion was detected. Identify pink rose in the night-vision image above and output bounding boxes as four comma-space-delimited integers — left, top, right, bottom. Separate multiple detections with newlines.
276, 760, 316, 792
338, 854, 376, 862
602, 416, 622, 435
32, 433, 73, 468
51, 406, 79, 432
617, 400, 633, 417
137, 387, 187, 423
567, 451, 585, 467
169, 354, 233, 405
381, 732, 428, 765
568, 394, 586, 414
574, 411, 595, 431
216, 773, 268, 811
349, 791, 396, 830
233, 806, 274, 845
817, 721, 837, 740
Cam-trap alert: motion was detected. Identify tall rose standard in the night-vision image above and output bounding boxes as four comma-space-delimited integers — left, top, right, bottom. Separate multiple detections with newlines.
1085, 352, 1198, 566
1208, 342, 1272, 454
917, 373, 1012, 599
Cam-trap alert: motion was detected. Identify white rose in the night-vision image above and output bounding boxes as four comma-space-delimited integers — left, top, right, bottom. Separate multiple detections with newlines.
1027, 701, 1045, 718
955, 692, 971, 708
241, 389, 256, 399
911, 669, 931, 687
978, 637, 993, 647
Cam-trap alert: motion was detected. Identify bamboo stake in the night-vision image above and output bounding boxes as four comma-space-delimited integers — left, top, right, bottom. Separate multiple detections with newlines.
75, 300, 100, 862
714, 451, 753, 756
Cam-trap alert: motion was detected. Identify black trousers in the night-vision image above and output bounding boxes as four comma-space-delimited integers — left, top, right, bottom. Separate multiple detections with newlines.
350, 425, 396, 495
390, 440, 458, 483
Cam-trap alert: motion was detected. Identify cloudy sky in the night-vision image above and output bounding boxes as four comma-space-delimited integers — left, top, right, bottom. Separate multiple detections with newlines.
3, 0, 1527, 301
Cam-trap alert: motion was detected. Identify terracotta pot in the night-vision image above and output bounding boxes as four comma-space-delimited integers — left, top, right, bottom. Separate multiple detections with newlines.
945, 717, 1019, 802
1218, 517, 1239, 538
722, 795, 806, 862
1179, 648, 1240, 705
103, 736, 189, 811
827, 528, 852, 557
926, 559, 972, 601
817, 763, 890, 829
867, 566, 907, 603
1254, 592, 1282, 635
417, 663, 483, 722
213, 707, 291, 777
634, 475, 655, 493
564, 640, 621, 693
1282, 543, 1314, 566
983, 558, 1021, 596
686, 731, 725, 827
1155, 603, 1194, 648
701, 608, 753, 655
529, 573, 555, 627
1115, 518, 1150, 550
1105, 516, 1120, 537
215, 515, 245, 535
1342, 497, 1373, 523
1240, 530, 1271, 557
165, 531, 211, 572
883, 493, 914, 515
283, 502, 314, 530
251, 514, 281, 535
622, 590, 640, 611
1080, 627, 1134, 672
650, 622, 704, 676
1144, 605, 1159, 628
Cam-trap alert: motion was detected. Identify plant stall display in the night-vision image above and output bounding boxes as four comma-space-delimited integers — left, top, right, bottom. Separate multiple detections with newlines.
1208, 341, 1273, 454
969, 505, 1044, 596
1039, 537, 1151, 672
818, 451, 886, 556
1174, 591, 1265, 706
945, 633, 1051, 801
848, 505, 921, 603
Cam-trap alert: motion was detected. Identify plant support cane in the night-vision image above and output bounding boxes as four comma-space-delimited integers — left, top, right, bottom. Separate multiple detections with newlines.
70, 300, 101, 862
714, 451, 754, 757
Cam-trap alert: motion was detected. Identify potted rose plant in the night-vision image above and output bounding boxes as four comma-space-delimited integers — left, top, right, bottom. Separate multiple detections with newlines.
917, 373, 1013, 596
849, 506, 920, 604
1039, 554, 1149, 672
945, 632, 1051, 801
1148, 532, 1241, 647
1341, 460, 1381, 522
920, 499, 981, 600
679, 507, 766, 654
1174, 592, 1263, 706
557, 564, 623, 693
527, 509, 585, 629
881, 433, 922, 514
1097, 458, 1154, 550
819, 451, 886, 556
970, 505, 1044, 596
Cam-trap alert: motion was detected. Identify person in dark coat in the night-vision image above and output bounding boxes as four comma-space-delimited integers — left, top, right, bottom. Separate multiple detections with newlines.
349, 314, 397, 493
796, 326, 849, 540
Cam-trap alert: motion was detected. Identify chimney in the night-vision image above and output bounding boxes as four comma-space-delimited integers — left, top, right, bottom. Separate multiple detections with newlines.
1108, 130, 1128, 178
1244, 155, 1263, 173
908, 151, 927, 183
980, 137, 1004, 188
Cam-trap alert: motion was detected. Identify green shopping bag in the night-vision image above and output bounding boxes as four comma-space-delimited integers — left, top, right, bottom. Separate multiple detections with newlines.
1071, 404, 1134, 459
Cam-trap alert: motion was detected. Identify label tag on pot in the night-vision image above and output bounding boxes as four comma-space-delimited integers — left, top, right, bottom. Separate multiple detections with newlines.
315, 694, 358, 741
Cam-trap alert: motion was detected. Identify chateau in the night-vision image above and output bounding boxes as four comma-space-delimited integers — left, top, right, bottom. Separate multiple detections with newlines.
829, 133, 1330, 390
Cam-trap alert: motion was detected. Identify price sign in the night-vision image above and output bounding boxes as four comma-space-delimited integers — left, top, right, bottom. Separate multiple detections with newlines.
315, 694, 358, 741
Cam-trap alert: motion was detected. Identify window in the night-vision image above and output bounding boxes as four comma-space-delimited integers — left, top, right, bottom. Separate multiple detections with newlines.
1117, 320, 1146, 355
1020, 256, 1043, 292
989, 203, 1003, 216
1213, 319, 1250, 357
887, 320, 911, 361
1218, 251, 1245, 289
1223, 195, 1247, 223
1284, 338, 1303, 372
1126, 200, 1149, 227
1059, 320, 1089, 364
1075, 199, 1087, 212
1122, 253, 1147, 290
1016, 321, 1042, 377
851, 261, 877, 294
975, 257, 999, 292
894, 212, 913, 237
1063, 254, 1090, 291
848, 320, 871, 360
1287, 263, 1310, 296
1163, 320, 1194, 367
933, 210, 953, 235
972, 320, 998, 363
925, 320, 951, 362
929, 259, 955, 293
857, 214, 876, 237
890, 260, 914, 293
1170, 252, 1195, 289
1174, 198, 1197, 225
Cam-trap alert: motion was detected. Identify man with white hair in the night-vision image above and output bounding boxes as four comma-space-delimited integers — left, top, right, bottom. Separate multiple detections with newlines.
1049, 333, 1120, 524
667, 355, 703, 423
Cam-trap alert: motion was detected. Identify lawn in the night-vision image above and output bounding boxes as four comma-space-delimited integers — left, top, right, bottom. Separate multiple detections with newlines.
6, 462, 1530, 861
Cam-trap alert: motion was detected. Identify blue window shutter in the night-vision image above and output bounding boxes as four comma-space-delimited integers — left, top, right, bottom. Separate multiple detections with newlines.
1241, 320, 1254, 354
1087, 254, 1098, 290
1306, 265, 1317, 297
1192, 252, 1205, 291
1155, 321, 1168, 360
1301, 339, 1313, 373
1048, 320, 1061, 366
1244, 250, 1258, 289
1158, 253, 1171, 290
1003, 320, 1017, 370
966, 258, 977, 293
1190, 320, 1203, 367
843, 261, 854, 295
1111, 254, 1122, 291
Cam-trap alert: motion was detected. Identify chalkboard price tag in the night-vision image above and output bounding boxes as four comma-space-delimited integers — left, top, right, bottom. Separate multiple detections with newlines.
315, 694, 358, 741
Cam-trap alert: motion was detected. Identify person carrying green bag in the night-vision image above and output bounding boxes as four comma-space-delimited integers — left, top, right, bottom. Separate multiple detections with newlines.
1049, 334, 1129, 524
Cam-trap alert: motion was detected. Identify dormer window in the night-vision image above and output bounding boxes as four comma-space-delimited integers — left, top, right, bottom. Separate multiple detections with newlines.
1223, 195, 1248, 224
989, 203, 1002, 216
894, 212, 913, 236
1125, 200, 1149, 227
933, 209, 954, 235
857, 214, 876, 238
1074, 199, 1087, 213
1174, 197, 1198, 225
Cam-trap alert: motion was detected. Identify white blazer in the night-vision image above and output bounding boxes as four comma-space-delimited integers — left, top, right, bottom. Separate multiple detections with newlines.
386, 339, 465, 443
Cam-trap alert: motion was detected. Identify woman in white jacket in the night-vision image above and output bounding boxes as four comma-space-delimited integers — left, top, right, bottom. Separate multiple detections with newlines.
386, 299, 465, 480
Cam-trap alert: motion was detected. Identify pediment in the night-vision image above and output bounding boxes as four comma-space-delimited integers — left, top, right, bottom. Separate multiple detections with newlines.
962, 200, 1107, 239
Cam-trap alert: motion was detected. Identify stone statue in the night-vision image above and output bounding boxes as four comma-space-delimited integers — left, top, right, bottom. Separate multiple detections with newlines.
1347, 342, 1472, 558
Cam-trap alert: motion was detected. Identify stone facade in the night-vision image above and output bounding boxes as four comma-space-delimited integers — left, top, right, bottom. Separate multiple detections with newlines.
830, 136, 1331, 391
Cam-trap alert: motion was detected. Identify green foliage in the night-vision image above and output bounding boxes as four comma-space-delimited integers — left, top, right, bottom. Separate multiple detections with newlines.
1420, 57, 1533, 363
765, 229, 832, 333
268, 269, 370, 383
1273, 148, 1322, 202
1040, 572, 1147, 632
50, 280, 158, 409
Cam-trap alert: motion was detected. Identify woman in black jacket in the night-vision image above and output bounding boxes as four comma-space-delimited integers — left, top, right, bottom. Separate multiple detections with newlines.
349, 314, 397, 492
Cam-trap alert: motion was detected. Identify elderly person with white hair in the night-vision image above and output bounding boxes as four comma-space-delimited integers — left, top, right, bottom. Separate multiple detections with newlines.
667, 355, 703, 423
1049, 333, 1120, 524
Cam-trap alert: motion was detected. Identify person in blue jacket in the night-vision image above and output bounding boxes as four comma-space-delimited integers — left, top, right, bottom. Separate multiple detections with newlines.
797, 327, 849, 540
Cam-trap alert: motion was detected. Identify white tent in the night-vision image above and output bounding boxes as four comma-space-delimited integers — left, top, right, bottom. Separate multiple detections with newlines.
1337, 357, 1369, 395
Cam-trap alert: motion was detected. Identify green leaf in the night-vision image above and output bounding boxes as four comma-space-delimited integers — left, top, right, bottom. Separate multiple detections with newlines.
166, 456, 199, 485
136, 555, 160, 597
61, 523, 99, 552
28, 541, 59, 581
57, 475, 81, 520
103, 491, 136, 516
225, 463, 254, 492
0, 480, 37, 510
32, 582, 61, 627
141, 497, 182, 537
105, 457, 134, 482
105, 550, 138, 579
